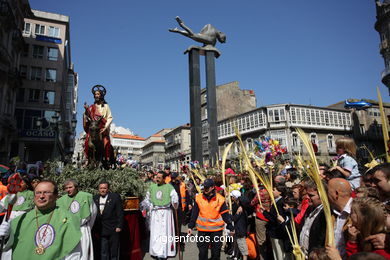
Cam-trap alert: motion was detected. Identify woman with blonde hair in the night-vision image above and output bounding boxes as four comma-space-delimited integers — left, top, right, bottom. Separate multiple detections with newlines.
346, 197, 390, 258
330, 137, 361, 189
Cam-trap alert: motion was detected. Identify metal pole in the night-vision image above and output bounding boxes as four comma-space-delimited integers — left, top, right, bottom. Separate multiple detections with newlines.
52, 125, 58, 160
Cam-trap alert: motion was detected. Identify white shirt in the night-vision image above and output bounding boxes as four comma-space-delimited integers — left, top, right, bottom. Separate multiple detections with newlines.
333, 197, 353, 258
299, 204, 324, 257
99, 196, 108, 214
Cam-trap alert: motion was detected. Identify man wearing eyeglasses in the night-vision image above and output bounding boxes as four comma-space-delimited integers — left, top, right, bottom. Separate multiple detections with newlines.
57, 179, 97, 260
0, 180, 83, 259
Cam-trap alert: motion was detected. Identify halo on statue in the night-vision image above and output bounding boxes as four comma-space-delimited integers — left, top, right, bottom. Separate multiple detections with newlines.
91, 85, 106, 97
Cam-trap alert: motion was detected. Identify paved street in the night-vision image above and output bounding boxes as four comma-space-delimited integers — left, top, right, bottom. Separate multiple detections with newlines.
142, 226, 229, 260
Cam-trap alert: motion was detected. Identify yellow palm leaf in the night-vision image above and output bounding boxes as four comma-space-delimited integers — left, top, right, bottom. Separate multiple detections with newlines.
296, 128, 334, 247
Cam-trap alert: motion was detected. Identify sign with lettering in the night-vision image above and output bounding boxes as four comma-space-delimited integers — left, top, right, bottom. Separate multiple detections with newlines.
20, 129, 55, 138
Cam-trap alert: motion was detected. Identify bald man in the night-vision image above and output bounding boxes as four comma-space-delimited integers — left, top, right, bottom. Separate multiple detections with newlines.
327, 178, 352, 258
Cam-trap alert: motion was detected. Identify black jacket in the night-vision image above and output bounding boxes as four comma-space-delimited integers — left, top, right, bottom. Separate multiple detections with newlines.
93, 192, 124, 236
232, 202, 247, 238
262, 197, 286, 239
300, 207, 326, 254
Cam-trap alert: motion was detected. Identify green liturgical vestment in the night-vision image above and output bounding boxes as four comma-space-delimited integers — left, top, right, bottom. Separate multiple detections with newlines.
57, 191, 93, 220
10, 206, 81, 260
149, 183, 174, 207
4, 189, 34, 211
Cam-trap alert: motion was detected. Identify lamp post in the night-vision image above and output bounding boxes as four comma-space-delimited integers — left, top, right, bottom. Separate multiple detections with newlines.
51, 111, 59, 160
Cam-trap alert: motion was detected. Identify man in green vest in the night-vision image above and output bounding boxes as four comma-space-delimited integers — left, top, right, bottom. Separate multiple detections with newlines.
146, 171, 178, 260
0, 180, 82, 259
57, 179, 97, 260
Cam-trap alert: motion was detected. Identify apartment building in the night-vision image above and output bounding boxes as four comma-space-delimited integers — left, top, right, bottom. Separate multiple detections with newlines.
11, 9, 77, 162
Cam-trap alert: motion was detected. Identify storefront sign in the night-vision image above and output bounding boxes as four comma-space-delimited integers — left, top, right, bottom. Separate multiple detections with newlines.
21, 129, 55, 138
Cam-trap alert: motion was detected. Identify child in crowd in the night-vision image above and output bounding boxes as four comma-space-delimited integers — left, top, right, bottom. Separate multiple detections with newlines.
346, 197, 390, 258
330, 137, 361, 190
230, 190, 249, 260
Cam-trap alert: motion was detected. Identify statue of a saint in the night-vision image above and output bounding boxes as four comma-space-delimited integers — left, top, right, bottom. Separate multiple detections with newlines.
83, 85, 113, 165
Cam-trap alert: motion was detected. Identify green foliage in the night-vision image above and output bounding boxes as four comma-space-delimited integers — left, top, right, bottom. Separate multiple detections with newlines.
42, 162, 147, 199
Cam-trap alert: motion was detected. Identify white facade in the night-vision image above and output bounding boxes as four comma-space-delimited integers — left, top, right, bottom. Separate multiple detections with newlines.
216, 104, 352, 162
111, 134, 145, 161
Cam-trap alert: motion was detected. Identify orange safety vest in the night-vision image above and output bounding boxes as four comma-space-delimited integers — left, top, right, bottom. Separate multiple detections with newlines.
165, 175, 171, 184
179, 182, 186, 210
195, 193, 227, 232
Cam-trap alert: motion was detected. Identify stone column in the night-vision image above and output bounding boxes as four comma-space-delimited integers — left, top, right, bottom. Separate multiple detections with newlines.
205, 51, 218, 166
188, 49, 203, 164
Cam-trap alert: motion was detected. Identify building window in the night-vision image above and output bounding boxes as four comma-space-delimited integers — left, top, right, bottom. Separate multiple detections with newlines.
24, 109, 41, 130
310, 133, 318, 145
234, 141, 240, 155
15, 109, 23, 128
19, 65, 27, 79
16, 88, 25, 102
30, 67, 42, 81
47, 47, 59, 61
45, 69, 57, 82
32, 45, 44, 59
35, 24, 45, 35
23, 22, 31, 34
28, 89, 40, 102
47, 26, 60, 37
43, 91, 55, 104
327, 134, 335, 151
310, 133, 319, 153
359, 124, 365, 134
22, 44, 29, 57
291, 132, 299, 149
368, 108, 380, 117
246, 138, 253, 150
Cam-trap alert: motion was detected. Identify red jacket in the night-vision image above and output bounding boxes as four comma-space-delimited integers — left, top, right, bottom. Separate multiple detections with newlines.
294, 197, 309, 225
346, 241, 390, 259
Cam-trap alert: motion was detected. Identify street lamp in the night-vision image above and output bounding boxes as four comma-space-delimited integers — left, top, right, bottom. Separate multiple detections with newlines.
71, 118, 77, 130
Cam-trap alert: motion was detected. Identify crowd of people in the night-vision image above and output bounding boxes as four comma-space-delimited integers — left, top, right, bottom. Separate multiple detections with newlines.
0, 135, 388, 260
141, 136, 390, 260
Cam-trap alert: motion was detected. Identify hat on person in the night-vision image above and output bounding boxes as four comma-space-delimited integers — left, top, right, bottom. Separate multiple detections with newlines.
230, 190, 241, 199
171, 172, 179, 179
164, 165, 171, 170
203, 178, 215, 188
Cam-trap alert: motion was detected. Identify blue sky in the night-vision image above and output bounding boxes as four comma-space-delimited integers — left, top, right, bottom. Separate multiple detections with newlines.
30, 0, 386, 138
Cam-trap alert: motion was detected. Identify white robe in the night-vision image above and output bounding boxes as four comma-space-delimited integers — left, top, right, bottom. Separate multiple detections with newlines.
144, 189, 178, 258
80, 202, 97, 260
